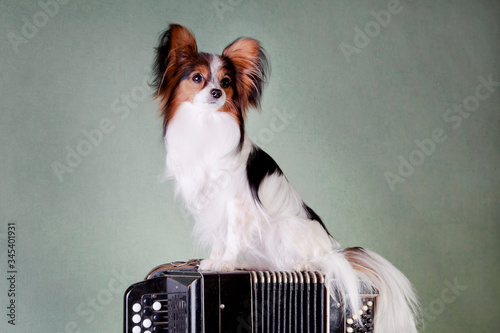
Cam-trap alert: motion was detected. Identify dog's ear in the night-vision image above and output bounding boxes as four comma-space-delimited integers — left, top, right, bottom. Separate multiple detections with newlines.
164, 24, 197, 65
152, 24, 198, 97
222, 38, 269, 116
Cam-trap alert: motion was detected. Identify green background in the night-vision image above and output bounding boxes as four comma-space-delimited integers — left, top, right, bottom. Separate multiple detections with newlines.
1, 0, 499, 331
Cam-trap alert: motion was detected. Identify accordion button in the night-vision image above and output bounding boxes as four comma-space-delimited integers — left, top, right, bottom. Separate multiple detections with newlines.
143, 319, 152, 328
143, 298, 152, 306
152, 301, 161, 311
132, 314, 141, 323
132, 303, 141, 312
132, 325, 141, 333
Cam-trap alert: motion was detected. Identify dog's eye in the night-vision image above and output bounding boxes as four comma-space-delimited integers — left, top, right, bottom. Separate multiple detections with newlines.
192, 73, 204, 83
221, 77, 231, 89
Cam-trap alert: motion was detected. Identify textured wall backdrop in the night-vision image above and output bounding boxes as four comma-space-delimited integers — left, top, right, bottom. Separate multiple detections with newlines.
1, 0, 499, 331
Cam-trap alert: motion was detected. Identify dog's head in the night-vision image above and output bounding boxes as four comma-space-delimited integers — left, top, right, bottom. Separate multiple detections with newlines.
152, 24, 269, 134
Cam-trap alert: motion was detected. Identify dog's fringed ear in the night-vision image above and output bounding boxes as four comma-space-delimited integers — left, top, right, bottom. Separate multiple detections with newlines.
152, 24, 198, 98
222, 38, 269, 116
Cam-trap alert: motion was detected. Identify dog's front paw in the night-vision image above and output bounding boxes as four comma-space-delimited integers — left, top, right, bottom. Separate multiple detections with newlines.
199, 259, 235, 272
199, 258, 216, 271
292, 261, 316, 272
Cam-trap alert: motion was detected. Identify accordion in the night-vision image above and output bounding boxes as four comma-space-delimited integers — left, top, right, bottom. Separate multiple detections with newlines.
124, 259, 378, 333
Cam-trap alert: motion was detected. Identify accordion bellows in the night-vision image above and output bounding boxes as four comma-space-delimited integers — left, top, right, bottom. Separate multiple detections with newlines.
124, 260, 378, 333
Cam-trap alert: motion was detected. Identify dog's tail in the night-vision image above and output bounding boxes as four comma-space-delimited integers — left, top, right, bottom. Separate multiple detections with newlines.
343, 247, 420, 333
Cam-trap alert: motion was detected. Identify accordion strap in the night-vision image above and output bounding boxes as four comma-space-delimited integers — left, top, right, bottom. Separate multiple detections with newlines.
144, 259, 201, 280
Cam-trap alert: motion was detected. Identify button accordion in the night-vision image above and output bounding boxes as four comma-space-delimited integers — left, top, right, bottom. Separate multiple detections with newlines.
124, 259, 378, 333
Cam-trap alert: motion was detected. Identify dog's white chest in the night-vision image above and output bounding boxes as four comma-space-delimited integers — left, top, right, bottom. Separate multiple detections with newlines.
164, 103, 242, 201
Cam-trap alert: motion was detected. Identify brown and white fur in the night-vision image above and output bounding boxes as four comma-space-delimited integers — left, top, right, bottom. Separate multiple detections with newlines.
153, 24, 420, 332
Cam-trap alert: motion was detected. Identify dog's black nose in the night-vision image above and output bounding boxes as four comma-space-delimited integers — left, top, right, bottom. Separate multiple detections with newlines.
211, 89, 222, 99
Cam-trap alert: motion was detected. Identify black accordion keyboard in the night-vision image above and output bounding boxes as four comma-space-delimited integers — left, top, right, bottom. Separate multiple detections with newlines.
124, 259, 377, 333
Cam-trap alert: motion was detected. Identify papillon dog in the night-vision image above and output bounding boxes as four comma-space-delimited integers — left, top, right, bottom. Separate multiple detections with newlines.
152, 24, 420, 332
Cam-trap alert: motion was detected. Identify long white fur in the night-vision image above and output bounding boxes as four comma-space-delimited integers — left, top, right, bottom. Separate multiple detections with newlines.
163, 54, 419, 332
348, 249, 420, 331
